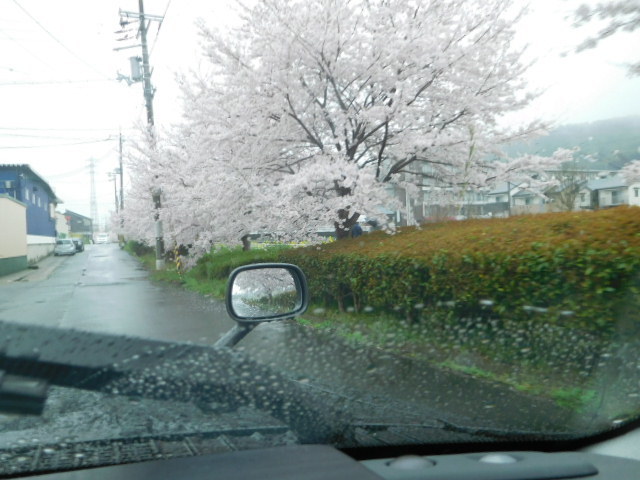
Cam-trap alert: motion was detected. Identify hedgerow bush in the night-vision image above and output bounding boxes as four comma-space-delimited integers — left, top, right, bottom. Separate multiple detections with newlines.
124, 240, 154, 257
190, 245, 289, 282
278, 207, 640, 335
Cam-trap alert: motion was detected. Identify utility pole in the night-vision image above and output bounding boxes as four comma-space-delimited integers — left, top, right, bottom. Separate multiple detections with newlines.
139, 0, 155, 128
108, 172, 119, 213
89, 158, 98, 237
117, 1, 165, 269
118, 131, 124, 211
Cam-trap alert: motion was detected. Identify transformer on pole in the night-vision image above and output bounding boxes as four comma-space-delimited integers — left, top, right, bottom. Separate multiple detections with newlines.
116, 0, 165, 269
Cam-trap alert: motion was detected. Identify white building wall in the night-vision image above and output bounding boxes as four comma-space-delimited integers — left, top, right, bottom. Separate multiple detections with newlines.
576, 189, 593, 209
56, 212, 70, 237
0, 196, 27, 258
27, 234, 56, 263
598, 188, 628, 207
629, 184, 640, 207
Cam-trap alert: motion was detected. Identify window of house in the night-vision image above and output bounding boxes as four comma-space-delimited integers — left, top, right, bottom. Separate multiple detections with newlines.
635, 188, 639, 198
580, 193, 586, 202
24, 189, 29, 202
612, 190, 620, 204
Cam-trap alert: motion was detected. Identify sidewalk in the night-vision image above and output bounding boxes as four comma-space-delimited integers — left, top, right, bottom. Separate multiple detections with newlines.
0, 254, 64, 285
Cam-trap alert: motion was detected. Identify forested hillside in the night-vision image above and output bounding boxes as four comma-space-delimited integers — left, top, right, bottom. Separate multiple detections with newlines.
506, 116, 640, 169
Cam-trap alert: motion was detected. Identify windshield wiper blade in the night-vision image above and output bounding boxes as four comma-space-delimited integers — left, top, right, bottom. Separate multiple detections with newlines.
0, 321, 345, 443
0, 370, 49, 415
350, 419, 581, 442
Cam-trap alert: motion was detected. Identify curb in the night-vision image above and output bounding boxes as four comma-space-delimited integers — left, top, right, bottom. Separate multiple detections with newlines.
0, 255, 63, 285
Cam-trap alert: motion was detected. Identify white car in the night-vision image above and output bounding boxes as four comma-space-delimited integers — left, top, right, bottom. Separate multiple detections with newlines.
94, 233, 110, 244
53, 239, 76, 256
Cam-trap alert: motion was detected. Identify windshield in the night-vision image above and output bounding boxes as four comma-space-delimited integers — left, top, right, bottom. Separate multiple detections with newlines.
1, 0, 639, 476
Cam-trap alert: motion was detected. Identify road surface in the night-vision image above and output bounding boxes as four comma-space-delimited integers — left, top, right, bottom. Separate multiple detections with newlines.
0, 243, 233, 344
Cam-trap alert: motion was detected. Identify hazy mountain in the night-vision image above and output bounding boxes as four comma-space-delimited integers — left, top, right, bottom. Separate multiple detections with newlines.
505, 116, 640, 170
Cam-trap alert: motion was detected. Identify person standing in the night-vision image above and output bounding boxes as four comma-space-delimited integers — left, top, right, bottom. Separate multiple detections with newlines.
350, 222, 363, 238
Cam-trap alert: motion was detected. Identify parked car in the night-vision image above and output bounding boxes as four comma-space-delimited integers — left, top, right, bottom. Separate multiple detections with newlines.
72, 238, 84, 252
53, 239, 76, 256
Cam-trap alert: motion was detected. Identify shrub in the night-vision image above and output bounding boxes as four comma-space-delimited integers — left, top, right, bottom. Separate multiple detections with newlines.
190, 245, 290, 281
124, 240, 154, 257
278, 207, 640, 335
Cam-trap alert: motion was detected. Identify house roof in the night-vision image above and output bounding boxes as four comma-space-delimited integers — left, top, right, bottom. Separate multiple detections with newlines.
0, 164, 62, 203
512, 189, 538, 198
64, 209, 92, 222
487, 182, 520, 195
0, 193, 27, 207
585, 176, 627, 191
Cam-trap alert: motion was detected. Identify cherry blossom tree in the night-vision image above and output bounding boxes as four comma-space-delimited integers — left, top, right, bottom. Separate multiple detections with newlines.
621, 159, 640, 183
124, 0, 562, 253
574, 1, 640, 75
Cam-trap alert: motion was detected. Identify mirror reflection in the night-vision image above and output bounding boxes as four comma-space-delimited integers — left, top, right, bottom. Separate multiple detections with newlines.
231, 268, 299, 318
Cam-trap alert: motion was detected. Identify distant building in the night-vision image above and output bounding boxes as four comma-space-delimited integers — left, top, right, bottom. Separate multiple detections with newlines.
64, 210, 93, 242
0, 164, 61, 262
56, 212, 70, 238
587, 176, 632, 209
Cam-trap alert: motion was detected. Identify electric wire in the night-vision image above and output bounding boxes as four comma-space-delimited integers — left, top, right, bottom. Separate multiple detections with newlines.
11, 0, 113, 81
148, 0, 172, 59
0, 126, 132, 132
0, 79, 113, 86
0, 132, 98, 140
0, 138, 115, 149
0, 26, 60, 75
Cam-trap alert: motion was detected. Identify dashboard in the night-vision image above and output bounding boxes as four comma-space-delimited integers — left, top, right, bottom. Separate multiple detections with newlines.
17, 435, 640, 480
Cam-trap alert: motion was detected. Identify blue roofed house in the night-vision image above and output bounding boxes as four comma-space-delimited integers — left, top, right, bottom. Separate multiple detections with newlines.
580, 175, 640, 209
0, 164, 62, 269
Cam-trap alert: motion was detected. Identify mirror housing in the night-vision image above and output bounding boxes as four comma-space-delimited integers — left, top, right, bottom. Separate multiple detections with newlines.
225, 263, 308, 324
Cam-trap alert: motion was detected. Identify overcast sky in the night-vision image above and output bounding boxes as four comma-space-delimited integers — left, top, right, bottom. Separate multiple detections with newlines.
0, 0, 638, 224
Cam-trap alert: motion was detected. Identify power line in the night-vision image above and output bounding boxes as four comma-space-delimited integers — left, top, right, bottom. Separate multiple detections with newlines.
0, 126, 131, 132
149, 0, 172, 59
0, 25, 61, 75
0, 132, 97, 140
0, 138, 115, 149
0, 79, 113, 86
43, 166, 88, 178
11, 0, 112, 81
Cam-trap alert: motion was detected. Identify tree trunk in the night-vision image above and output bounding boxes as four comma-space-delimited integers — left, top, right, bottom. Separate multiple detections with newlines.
241, 234, 251, 251
334, 209, 360, 240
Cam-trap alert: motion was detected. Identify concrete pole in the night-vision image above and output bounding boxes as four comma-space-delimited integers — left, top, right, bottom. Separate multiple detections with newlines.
138, 0, 164, 270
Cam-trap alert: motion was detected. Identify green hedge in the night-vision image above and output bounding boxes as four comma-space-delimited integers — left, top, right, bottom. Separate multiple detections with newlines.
190, 245, 289, 282
124, 240, 154, 257
277, 207, 640, 335
183, 208, 640, 336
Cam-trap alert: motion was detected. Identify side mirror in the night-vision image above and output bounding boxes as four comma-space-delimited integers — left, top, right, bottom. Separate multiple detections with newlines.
225, 263, 308, 324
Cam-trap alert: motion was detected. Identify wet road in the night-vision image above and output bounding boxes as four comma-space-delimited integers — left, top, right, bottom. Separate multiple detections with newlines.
0, 244, 233, 344
0, 245, 592, 435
